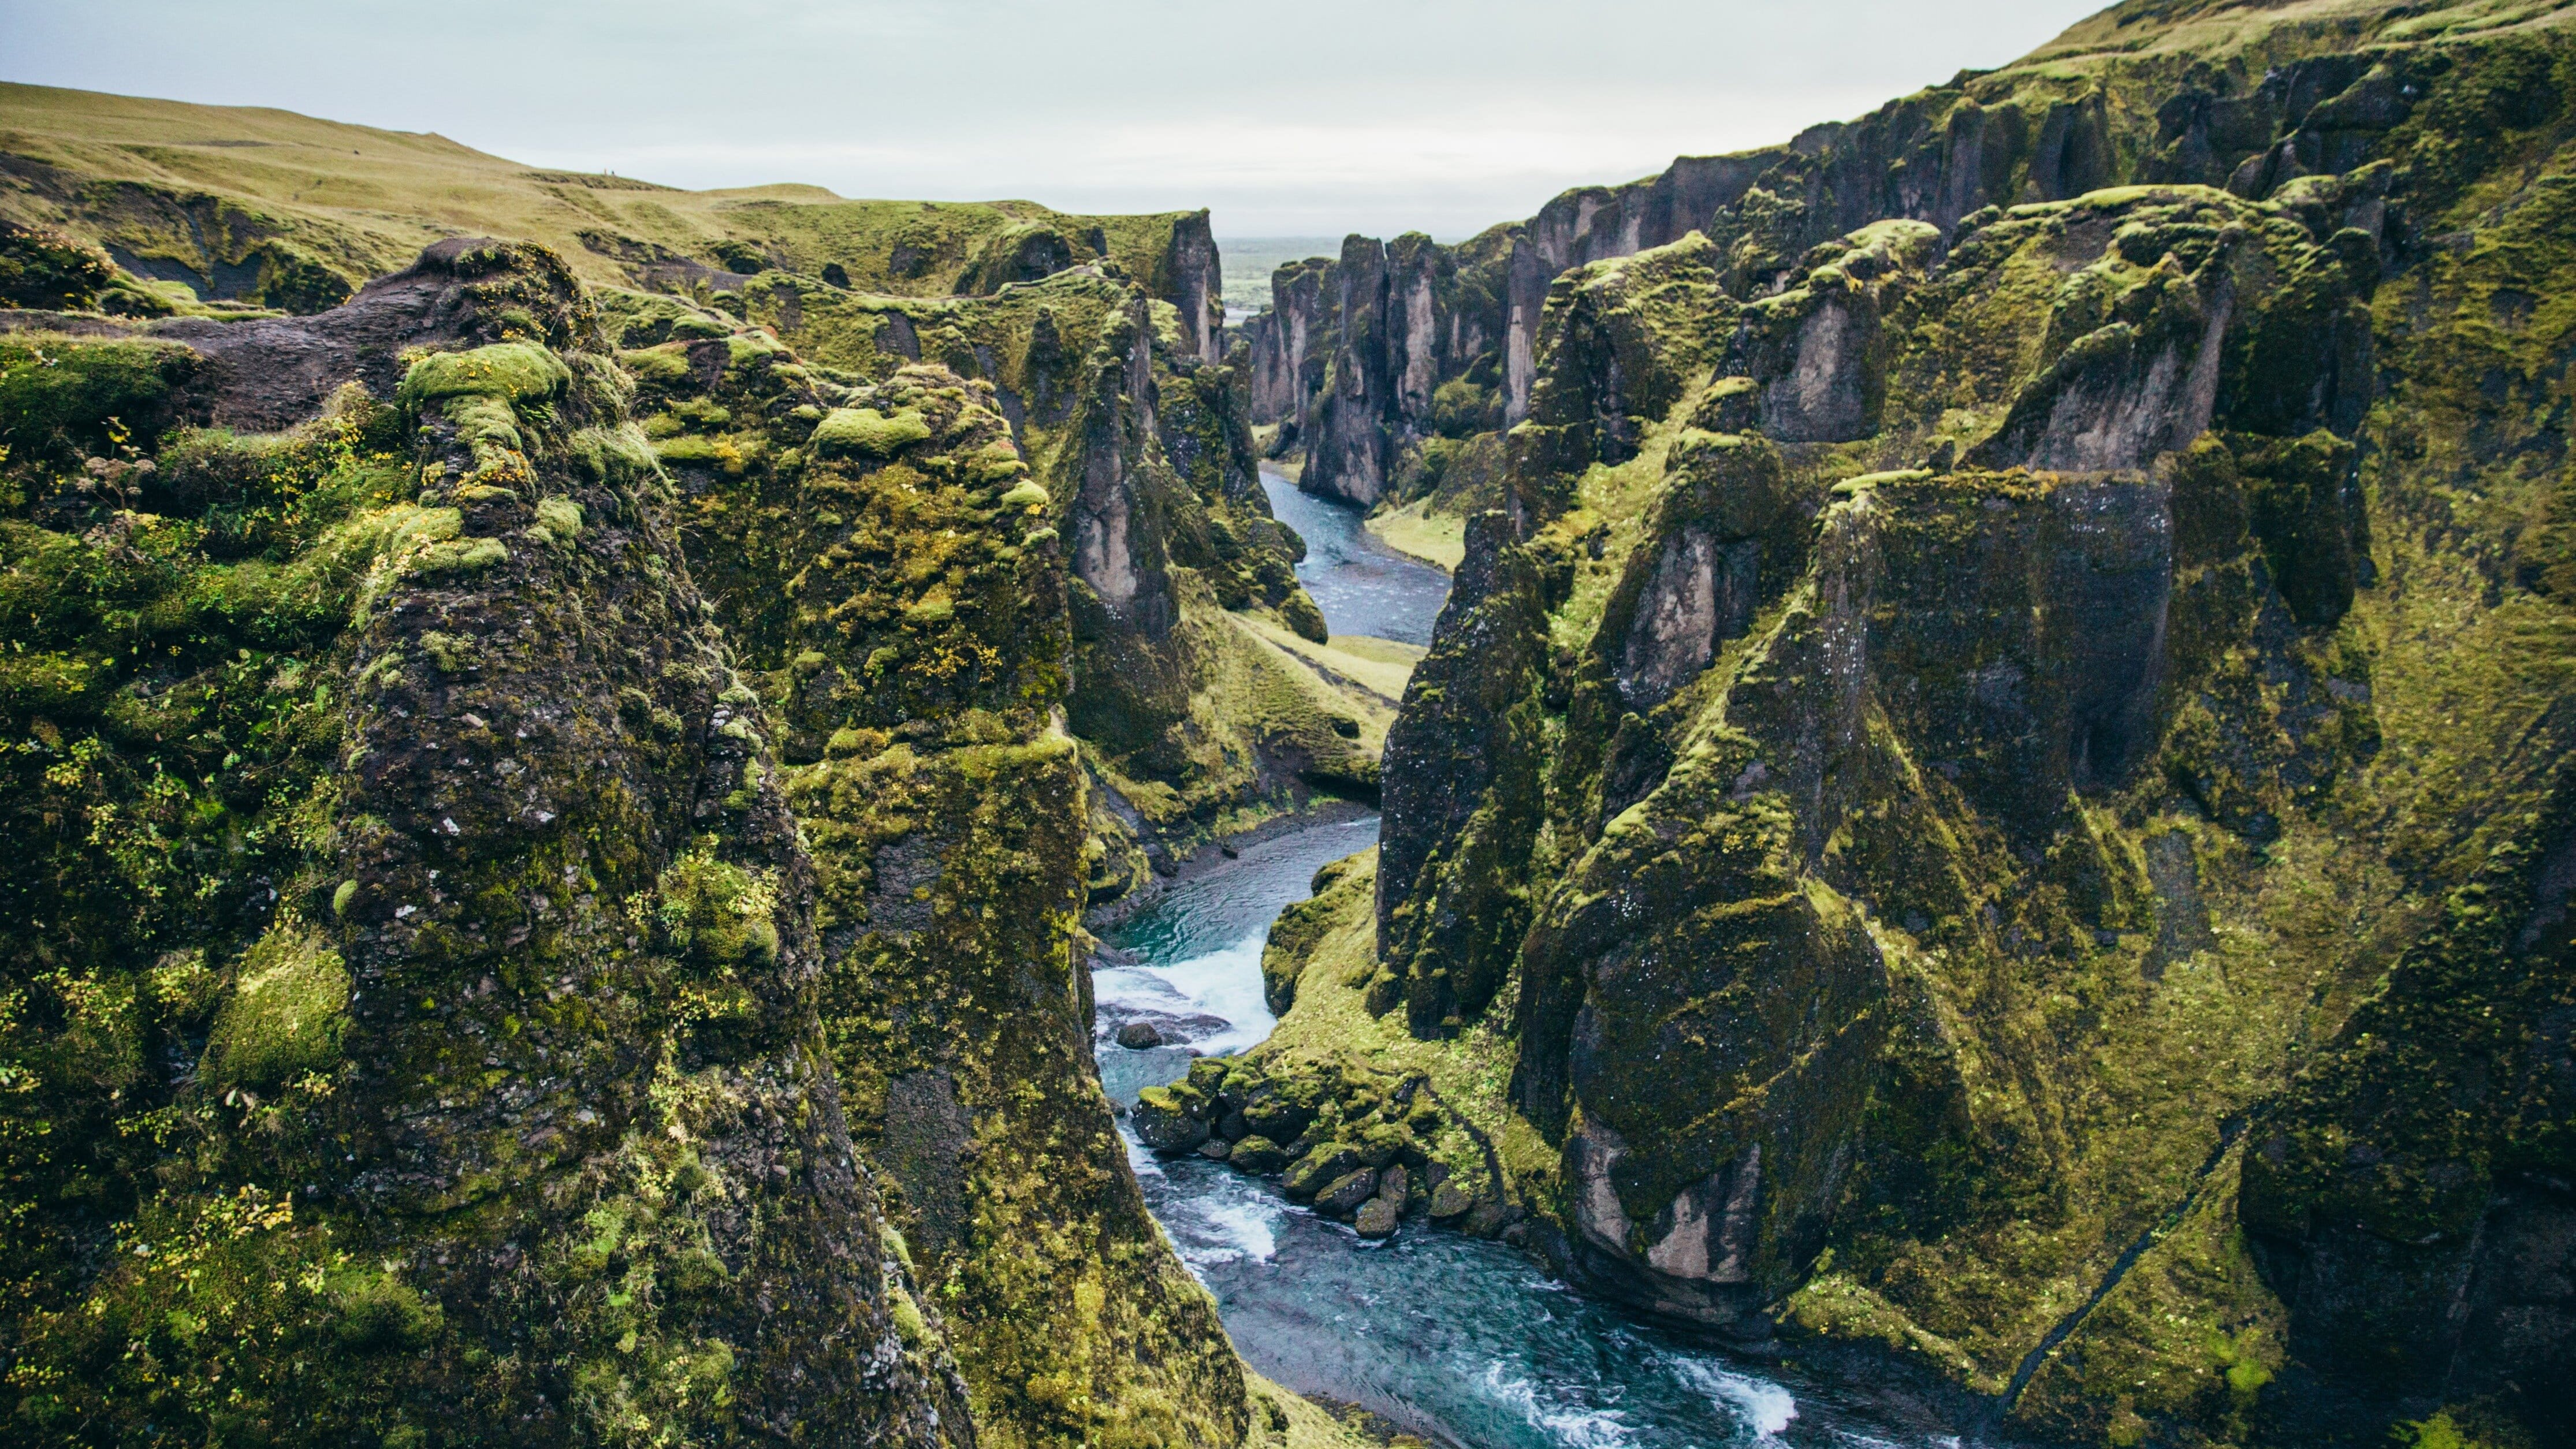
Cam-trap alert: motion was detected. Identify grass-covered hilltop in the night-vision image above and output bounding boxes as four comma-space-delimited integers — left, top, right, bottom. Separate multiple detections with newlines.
4, 0, 2575, 1444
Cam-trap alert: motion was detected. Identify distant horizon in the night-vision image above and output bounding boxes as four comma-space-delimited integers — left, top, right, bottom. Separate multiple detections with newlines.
2, 0, 2110, 239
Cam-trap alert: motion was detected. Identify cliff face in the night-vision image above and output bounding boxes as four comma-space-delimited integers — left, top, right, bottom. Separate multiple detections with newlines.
1246, 0, 2512, 526
0, 203, 1368, 1442
1350, 5, 2576, 1443
0, 240, 980, 1445
662, 263, 1373, 895
607, 320, 1249, 1447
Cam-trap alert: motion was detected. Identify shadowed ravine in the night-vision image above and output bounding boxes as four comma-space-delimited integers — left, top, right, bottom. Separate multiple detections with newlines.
1089, 483, 1949, 1449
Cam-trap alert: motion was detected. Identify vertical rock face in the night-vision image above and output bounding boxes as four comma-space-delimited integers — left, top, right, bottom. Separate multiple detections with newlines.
1242, 5, 2466, 538
1162, 209, 1224, 362
648, 255, 1352, 885
1304, 236, 1395, 507
0, 240, 972, 1445
0, 223, 1326, 1449
1361, 13, 2576, 1434
1071, 299, 1180, 639
1244, 256, 1334, 435
604, 275, 1273, 1447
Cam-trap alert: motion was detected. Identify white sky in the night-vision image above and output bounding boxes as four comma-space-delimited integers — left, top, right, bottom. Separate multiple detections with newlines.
3, 0, 2112, 239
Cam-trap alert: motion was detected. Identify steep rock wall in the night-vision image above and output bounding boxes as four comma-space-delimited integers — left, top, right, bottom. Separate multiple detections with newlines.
0, 240, 976, 1445
1245, 0, 2484, 533
650, 264, 1367, 895
1356, 11, 2576, 1440
612, 328, 1251, 1447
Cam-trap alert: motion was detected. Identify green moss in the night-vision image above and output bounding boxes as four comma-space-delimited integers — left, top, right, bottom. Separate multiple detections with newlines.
1280, 588, 1330, 645
0, 334, 199, 473
394, 341, 572, 408
811, 405, 934, 457
533, 494, 583, 538
200, 920, 349, 1089
0, 220, 116, 310
408, 534, 509, 578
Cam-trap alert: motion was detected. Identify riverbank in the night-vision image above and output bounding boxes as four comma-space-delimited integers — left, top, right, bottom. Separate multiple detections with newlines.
1260, 469, 1450, 649
1085, 796, 1379, 934
1096, 816, 1976, 1448
1362, 497, 1464, 573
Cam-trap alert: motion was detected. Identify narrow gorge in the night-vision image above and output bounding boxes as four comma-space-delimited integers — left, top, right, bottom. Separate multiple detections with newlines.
2, 1, 2571, 1446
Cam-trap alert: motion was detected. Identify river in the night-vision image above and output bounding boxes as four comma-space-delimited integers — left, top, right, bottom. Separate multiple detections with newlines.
1090, 474, 1953, 1448
1259, 470, 1453, 647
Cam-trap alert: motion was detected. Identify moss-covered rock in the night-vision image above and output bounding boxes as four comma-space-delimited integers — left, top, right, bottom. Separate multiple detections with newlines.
0, 218, 116, 311
1344, 13, 2576, 1443
199, 921, 349, 1089
811, 404, 935, 456
0, 240, 974, 1447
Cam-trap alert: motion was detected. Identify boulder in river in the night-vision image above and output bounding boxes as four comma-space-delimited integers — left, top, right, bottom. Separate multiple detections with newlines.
1428, 1180, 1477, 1222
1133, 1086, 1211, 1153
1461, 1201, 1524, 1239
1378, 1163, 1411, 1213
1283, 1141, 1365, 1200
1229, 1135, 1289, 1174
1316, 1168, 1379, 1217
1354, 1196, 1400, 1240
1115, 1021, 1163, 1049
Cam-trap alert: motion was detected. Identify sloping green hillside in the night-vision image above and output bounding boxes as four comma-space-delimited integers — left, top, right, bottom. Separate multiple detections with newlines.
0, 82, 1211, 314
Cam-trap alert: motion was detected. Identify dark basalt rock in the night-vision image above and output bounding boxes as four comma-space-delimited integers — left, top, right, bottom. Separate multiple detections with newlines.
1350, 25, 2576, 1439
1132, 1086, 1212, 1154
1353, 1195, 1401, 1239
0, 239, 974, 1446
1316, 1168, 1379, 1217
1283, 1141, 1366, 1201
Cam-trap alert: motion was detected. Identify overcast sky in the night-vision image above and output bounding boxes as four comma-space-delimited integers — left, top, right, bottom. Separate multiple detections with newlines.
5, 0, 2110, 239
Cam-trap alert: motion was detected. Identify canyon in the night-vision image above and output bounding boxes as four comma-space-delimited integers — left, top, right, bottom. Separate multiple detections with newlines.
3, 1, 2573, 1446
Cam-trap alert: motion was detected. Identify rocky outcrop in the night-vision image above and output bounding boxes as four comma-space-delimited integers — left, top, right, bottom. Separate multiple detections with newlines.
0, 230, 1303, 1449
605, 288, 1285, 1445
1244, 0, 2465, 541
0, 240, 977, 1445
1352, 11, 2576, 1439
649, 260, 1367, 897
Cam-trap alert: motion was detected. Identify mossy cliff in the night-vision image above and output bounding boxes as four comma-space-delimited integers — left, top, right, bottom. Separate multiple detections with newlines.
1313, 6, 2576, 1443
1248, 0, 2576, 555
594, 259, 1375, 910
0, 81, 1222, 333
0, 239, 994, 1443
598, 293, 1256, 1443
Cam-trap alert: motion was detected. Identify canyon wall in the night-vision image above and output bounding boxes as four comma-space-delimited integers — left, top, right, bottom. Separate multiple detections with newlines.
1245, 0, 2493, 518
0, 166, 1398, 1437
1324, 2, 2576, 1444
0, 240, 991, 1445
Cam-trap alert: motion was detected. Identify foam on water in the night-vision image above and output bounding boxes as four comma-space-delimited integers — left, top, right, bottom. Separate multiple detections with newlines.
1672, 1358, 1799, 1440
1481, 1364, 1636, 1449
1093, 934, 1276, 1057
1185, 1197, 1280, 1268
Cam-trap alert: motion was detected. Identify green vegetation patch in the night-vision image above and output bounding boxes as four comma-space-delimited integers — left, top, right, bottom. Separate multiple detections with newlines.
200, 920, 349, 1089
810, 405, 933, 457
394, 341, 571, 408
